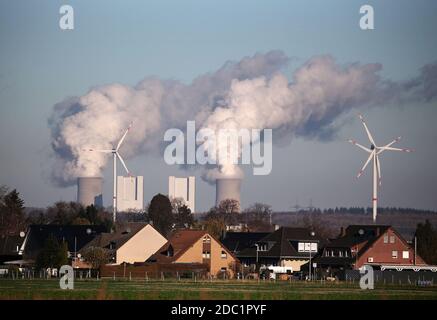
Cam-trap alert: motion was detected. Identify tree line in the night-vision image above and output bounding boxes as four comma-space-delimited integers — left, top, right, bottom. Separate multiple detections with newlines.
1, 184, 437, 268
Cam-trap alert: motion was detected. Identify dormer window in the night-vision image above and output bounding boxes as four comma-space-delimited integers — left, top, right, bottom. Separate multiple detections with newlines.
109, 241, 116, 250
257, 243, 268, 251
298, 242, 318, 253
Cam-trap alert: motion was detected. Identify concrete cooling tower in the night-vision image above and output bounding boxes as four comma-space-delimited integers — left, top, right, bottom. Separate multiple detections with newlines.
215, 178, 242, 208
77, 177, 103, 207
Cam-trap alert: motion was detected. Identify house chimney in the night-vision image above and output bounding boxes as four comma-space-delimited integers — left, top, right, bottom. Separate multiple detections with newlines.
274, 224, 280, 231
339, 227, 346, 237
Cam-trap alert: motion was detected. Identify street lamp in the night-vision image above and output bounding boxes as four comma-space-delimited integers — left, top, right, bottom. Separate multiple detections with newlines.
309, 231, 315, 281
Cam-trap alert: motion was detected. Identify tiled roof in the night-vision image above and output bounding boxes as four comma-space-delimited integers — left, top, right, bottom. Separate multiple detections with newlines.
327, 225, 391, 251
23, 224, 107, 259
81, 223, 150, 251
237, 227, 327, 258
220, 232, 270, 253
150, 230, 207, 263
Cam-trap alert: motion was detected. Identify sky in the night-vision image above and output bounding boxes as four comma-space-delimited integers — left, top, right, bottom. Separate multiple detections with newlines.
0, 0, 436, 212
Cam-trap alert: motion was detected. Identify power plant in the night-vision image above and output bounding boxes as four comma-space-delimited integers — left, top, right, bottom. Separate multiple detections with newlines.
215, 178, 242, 209
77, 177, 103, 207
117, 176, 144, 212
168, 176, 196, 213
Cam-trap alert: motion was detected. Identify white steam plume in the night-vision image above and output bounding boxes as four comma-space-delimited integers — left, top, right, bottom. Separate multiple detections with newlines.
48, 52, 437, 186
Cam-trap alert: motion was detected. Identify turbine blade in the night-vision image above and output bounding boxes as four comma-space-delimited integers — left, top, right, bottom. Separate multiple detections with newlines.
359, 114, 376, 146
382, 136, 401, 149
357, 151, 375, 178
348, 139, 371, 153
376, 154, 382, 186
380, 146, 413, 153
116, 122, 133, 151
116, 152, 130, 175
84, 148, 113, 153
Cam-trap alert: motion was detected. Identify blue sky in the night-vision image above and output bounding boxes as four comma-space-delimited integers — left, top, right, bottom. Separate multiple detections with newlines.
0, 0, 436, 211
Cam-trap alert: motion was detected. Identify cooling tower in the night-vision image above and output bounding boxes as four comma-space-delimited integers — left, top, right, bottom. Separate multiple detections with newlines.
77, 177, 103, 207
215, 178, 242, 209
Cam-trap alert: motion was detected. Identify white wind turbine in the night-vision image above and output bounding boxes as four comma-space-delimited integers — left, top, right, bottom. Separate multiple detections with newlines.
349, 115, 412, 222
86, 123, 133, 222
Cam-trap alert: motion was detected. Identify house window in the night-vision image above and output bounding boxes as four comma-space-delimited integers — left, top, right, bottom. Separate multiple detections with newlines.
383, 235, 388, 243
392, 250, 398, 259
221, 250, 227, 259
389, 236, 395, 244
339, 251, 343, 257
298, 242, 318, 253
221, 267, 227, 272
344, 251, 348, 257
402, 251, 409, 259
203, 236, 211, 243
257, 243, 268, 251
298, 242, 305, 252
202, 251, 210, 259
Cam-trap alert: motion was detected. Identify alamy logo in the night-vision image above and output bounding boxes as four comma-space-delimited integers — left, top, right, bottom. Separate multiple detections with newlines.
359, 5, 374, 30
164, 121, 272, 175
59, 265, 74, 290
59, 5, 74, 30
359, 265, 374, 290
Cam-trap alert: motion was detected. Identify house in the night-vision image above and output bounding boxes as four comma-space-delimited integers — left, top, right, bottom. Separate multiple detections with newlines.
21, 224, 107, 262
81, 223, 167, 265
148, 230, 239, 278
236, 227, 327, 272
313, 225, 427, 276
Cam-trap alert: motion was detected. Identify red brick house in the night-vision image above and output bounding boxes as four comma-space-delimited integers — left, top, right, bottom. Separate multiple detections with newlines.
314, 225, 426, 272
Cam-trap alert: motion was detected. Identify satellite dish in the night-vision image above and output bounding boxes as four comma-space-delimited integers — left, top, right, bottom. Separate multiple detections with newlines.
77, 253, 81, 258
86, 228, 92, 234
310, 231, 315, 237
19, 231, 25, 238
358, 229, 365, 235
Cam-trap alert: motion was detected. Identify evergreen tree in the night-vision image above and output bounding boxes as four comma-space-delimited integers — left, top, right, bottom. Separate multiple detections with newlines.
36, 235, 68, 269
415, 220, 437, 264
148, 194, 174, 236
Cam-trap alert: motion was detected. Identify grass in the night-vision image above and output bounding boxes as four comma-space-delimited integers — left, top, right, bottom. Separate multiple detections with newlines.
0, 278, 436, 300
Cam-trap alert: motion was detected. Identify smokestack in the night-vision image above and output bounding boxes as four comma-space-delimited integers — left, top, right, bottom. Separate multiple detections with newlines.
215, 178, 242, 208
77, 177, 103, 207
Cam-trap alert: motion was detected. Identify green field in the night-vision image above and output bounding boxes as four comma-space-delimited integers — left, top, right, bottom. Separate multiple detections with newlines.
0, 279, 436, 300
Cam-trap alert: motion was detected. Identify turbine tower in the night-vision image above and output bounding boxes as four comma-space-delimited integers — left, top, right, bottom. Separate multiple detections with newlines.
349, 115, 412, 222
86, 123, 132, 222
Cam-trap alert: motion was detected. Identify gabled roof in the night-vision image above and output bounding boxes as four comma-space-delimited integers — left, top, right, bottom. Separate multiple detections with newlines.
220, 232, 270, 254
149, 229, 238, 264
81, 223, 153, 251
238, 227, 327, 259
313, 225, 413, 266
23, 224, 107, 259
150, 230, 207, 263
327, 225, 391, 252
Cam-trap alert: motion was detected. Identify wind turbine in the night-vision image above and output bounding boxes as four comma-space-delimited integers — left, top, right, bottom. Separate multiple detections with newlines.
349, 115, 412, 222
86, 123, 133, 222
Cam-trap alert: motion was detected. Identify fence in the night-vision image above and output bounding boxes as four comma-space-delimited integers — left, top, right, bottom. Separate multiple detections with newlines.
100, 263, 209, 280
345, 270, 437, 285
